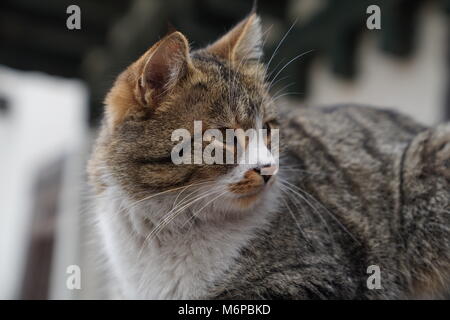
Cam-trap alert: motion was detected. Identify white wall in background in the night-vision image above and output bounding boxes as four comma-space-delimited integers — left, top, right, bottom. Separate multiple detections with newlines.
0, 66, 87, 299
305, 3, 447, 125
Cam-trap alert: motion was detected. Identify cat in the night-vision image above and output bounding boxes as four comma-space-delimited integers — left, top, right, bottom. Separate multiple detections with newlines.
88, 13, 450, 299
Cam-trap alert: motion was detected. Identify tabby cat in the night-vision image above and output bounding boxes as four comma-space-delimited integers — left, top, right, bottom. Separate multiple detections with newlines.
88, 13, 450, 299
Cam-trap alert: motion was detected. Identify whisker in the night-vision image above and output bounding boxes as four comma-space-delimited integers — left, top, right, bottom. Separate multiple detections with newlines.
265, 17, 299, 71
267, 75, 289, 93
128, 180, 214, 210
278, 182, 332, 236
182, 190, 229, 229
279, 189, 310, 242
272, 91, 303, 102
280, 179, 361, 244
138, 186, 227, 253
173, 182, 216, 209
270, 82, 296, 101
267, 57, 286, 81
268, 50, 314, 90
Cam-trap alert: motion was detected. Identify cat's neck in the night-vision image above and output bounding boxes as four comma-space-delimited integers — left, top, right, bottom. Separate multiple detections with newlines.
96, 187, 276, 299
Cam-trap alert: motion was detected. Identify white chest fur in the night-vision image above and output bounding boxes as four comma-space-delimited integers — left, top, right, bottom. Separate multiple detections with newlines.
95, 191, 272, 299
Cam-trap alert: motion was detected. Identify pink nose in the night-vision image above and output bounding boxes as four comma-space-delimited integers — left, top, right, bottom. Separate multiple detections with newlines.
253, 165, 278, 183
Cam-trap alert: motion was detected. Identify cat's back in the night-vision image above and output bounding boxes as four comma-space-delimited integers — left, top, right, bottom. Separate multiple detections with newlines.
282, 104, 430, 295
282, 104, 426, 156
281, 104, 428, 220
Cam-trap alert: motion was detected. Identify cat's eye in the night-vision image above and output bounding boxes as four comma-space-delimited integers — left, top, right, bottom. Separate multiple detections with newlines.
263, 120, 277, 136
262, 121, 272, 132
262, 121, 275, 147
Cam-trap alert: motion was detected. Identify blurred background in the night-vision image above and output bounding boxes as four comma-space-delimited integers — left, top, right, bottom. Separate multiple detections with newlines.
0, 0, 449, 299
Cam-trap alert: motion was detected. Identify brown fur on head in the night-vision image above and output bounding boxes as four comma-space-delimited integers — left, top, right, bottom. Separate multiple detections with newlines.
88, 13, 278, 206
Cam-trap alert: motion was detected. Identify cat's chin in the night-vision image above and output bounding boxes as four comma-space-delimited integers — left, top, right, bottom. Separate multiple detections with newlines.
226, 177, 279, 212
231, 189, 266, 209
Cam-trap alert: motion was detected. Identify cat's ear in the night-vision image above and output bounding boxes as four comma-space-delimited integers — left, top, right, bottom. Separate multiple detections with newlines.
137, 31, 193, 105
206, 13, 263, 63
105, 31, 194, 128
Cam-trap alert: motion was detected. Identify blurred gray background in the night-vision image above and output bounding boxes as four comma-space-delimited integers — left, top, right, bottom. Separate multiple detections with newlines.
0, 0, 449, 299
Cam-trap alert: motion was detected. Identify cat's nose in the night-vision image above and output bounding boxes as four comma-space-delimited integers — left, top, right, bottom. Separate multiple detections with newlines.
253, 164, 278, 183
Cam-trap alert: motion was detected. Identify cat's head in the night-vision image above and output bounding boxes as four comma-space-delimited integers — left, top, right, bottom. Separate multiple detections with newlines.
89, 14, 280, 220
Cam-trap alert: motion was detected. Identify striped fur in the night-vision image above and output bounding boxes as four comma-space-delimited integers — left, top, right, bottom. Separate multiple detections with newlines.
211, 105, 450, 299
